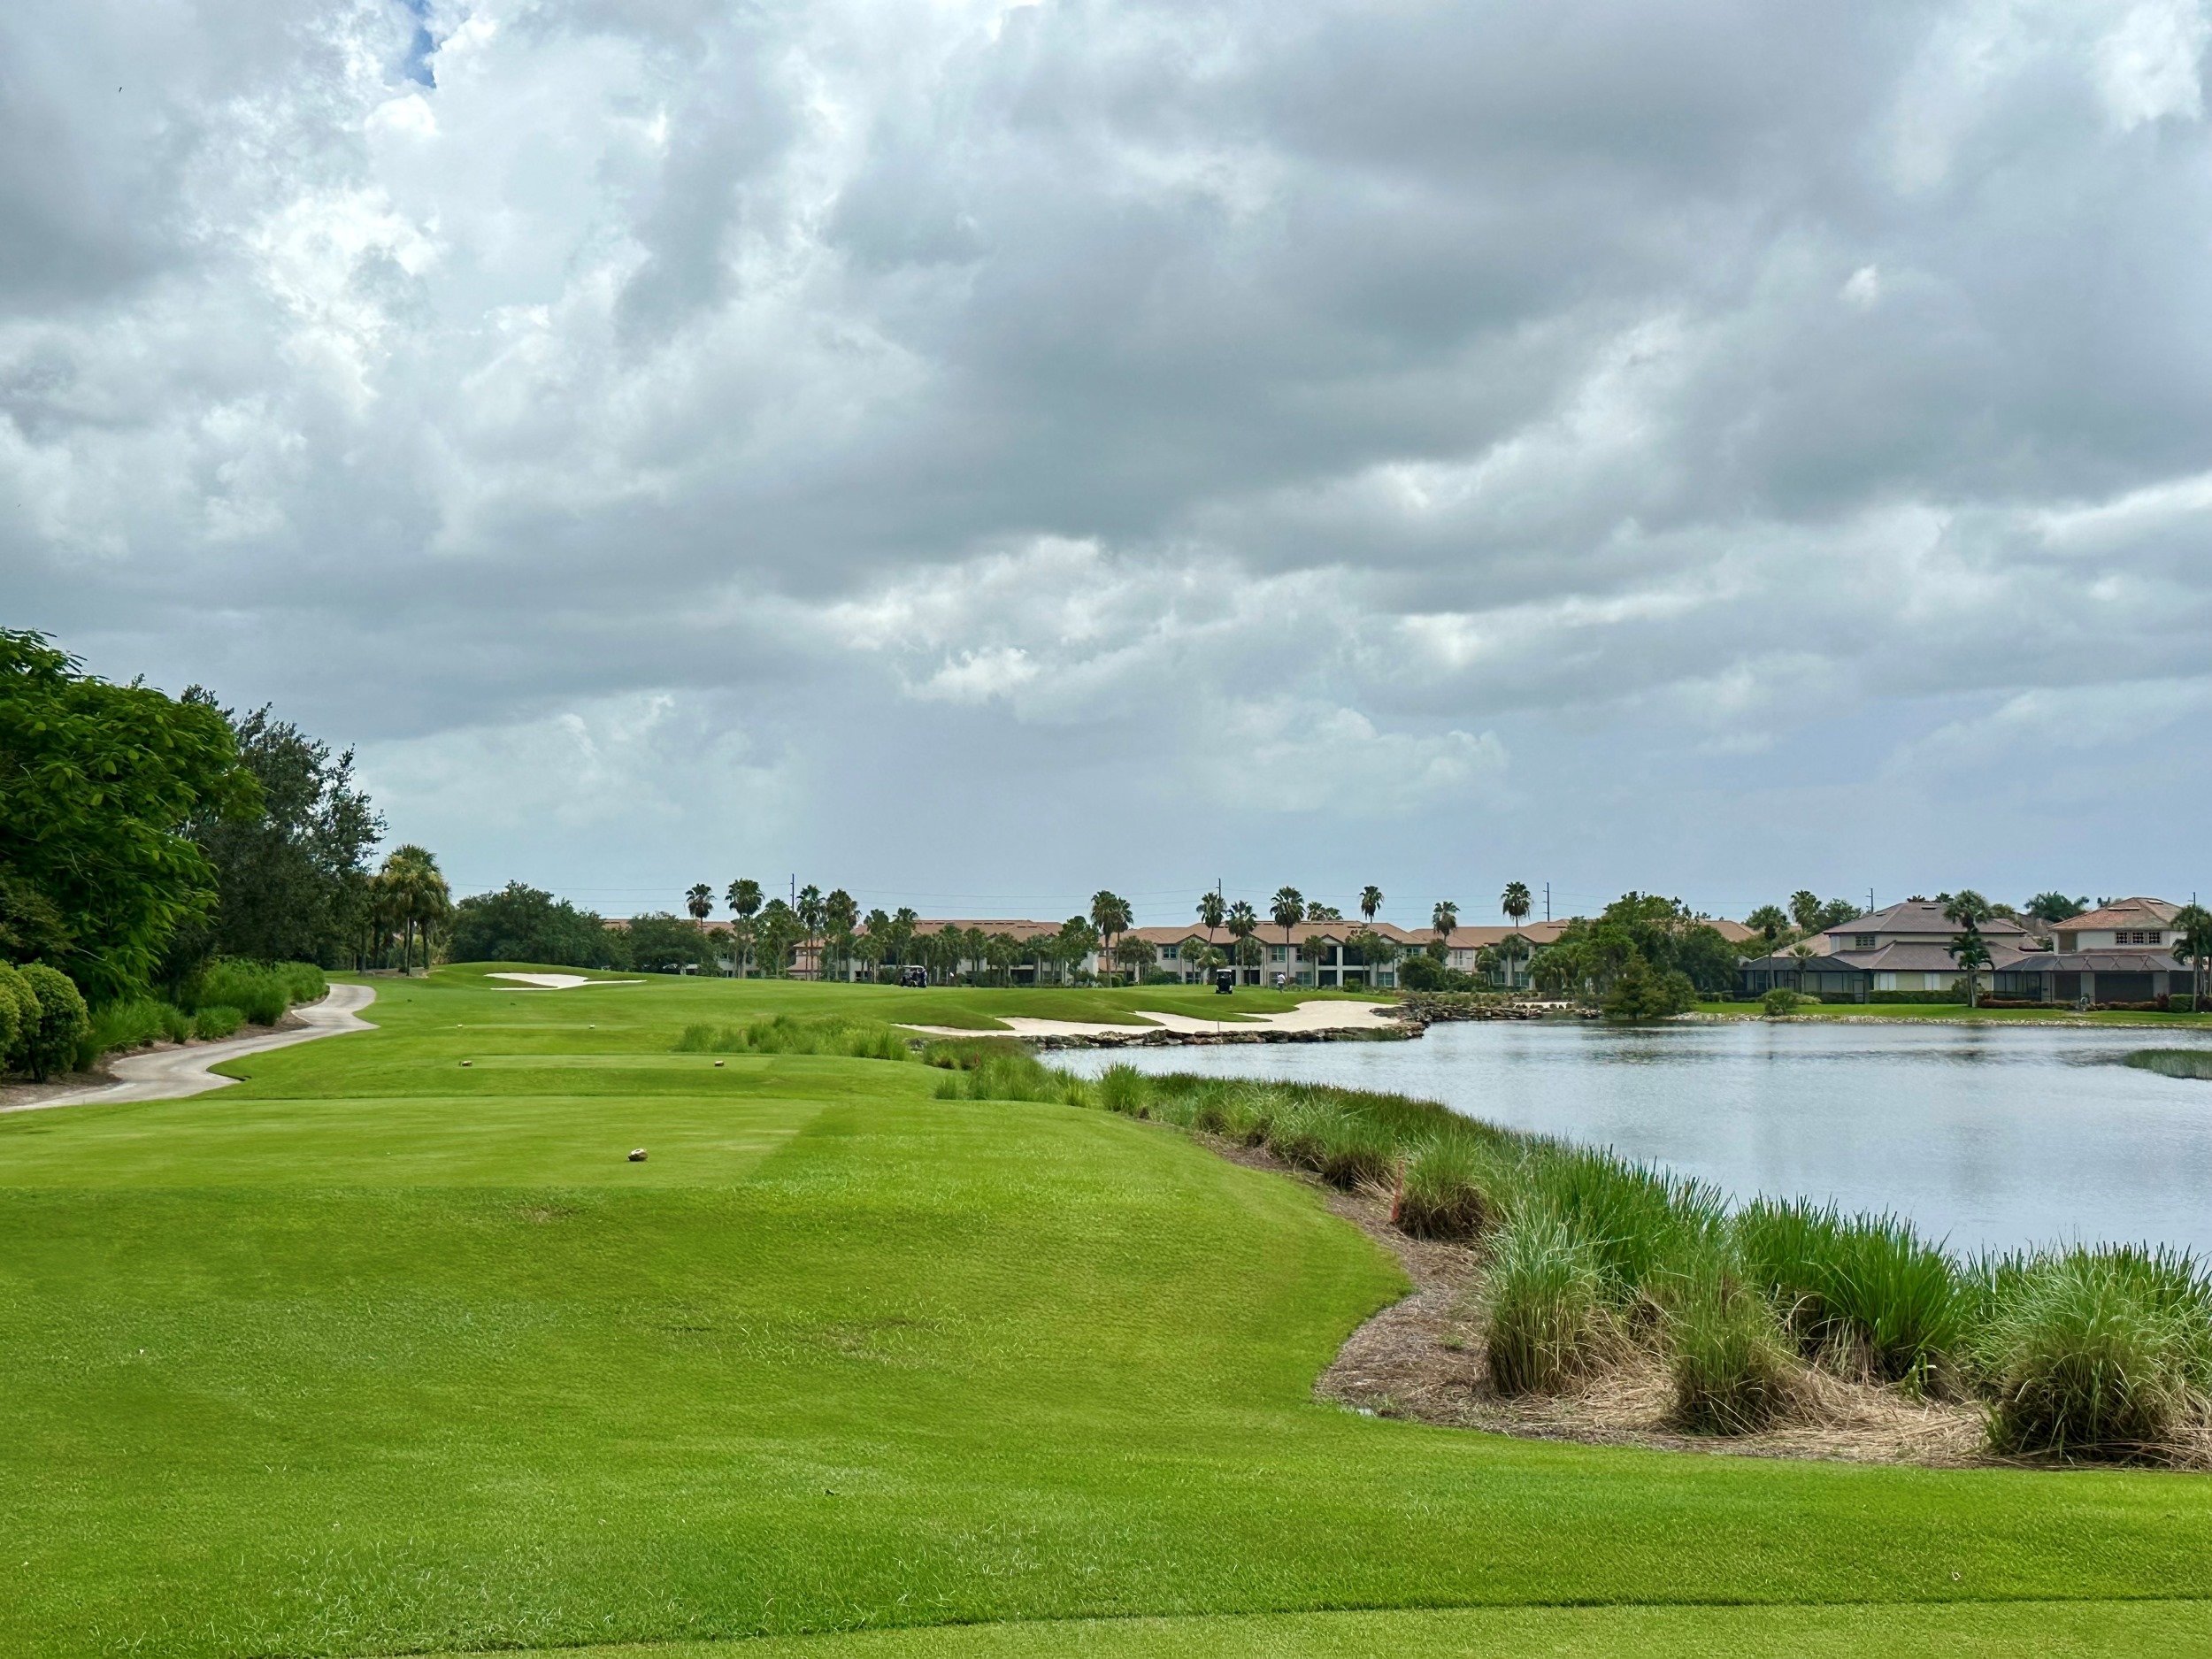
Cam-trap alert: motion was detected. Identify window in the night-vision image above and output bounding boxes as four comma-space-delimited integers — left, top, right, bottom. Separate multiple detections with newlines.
1161, 944, 1178, 959
1854, 934, 1878, 949
1268, 945, 1286, 962
2058, 933, 2078, 952
2147, 931, 2163, 946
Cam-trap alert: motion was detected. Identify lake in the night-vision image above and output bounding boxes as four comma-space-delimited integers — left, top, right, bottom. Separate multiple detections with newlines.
1054, 1018, 2212, 1257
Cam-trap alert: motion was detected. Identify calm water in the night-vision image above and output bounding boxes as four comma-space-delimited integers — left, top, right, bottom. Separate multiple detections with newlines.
1056, 1020, 2212, 1256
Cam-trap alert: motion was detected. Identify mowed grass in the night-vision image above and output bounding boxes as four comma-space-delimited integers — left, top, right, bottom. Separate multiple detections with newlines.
0, 970, 2207, 1657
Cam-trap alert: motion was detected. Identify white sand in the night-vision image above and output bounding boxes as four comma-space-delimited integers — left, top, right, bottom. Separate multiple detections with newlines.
896, 999, 1405, 1040
484, 972, 646, 990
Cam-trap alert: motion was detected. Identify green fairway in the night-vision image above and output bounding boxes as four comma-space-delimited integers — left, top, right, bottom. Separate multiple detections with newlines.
4, 970, 2208, 1657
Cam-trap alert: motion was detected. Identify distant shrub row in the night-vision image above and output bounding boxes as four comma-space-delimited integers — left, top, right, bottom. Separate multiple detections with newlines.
2, 958, 330, 1079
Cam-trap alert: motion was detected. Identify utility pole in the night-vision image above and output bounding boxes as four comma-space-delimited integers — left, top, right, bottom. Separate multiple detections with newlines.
1544, 882, 1550, 924
1868, 887, 1876, 917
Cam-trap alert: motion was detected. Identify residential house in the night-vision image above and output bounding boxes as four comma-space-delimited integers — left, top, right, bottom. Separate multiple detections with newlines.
1739, 901, 2034, 1001
1996, 899, 2197, 1005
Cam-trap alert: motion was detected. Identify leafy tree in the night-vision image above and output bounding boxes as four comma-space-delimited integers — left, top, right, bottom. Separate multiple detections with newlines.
15, 963, 90, 1080
1114, 935, 1157, 981
756, 900, 802, 978
2026, 892, 2088, 924
1815, 897, 1863, 930
1232, 933, 1263, 974
0, 630, 257, 1001
1057, 917, 1099, 984
175, 695, 384, 972
686, 884, 714, 933
625, 912, 710, 973
1502, 880, 1532, 929
1360, 885, 1385, 924
1747, 904, 1790, 945
1347, 926, 1398, 984
1602, 955, 1697, 1021
1271, 887, 1304, 969
449, 883, 619, 967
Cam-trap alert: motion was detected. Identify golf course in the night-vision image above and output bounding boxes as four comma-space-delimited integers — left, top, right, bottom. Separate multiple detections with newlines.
4, 967, 2209, 1657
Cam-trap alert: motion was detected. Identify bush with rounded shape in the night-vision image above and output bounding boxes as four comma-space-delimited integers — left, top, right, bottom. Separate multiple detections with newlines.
16, 964, 90, 1081
0, 962, 35, 1070
193, 1004, 245, 1041
1486, 1208, 1608, 1394
1761, 987, 1805, 1017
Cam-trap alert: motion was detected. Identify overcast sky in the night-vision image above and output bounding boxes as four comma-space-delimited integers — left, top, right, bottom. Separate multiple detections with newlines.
9, 0, 2212, 926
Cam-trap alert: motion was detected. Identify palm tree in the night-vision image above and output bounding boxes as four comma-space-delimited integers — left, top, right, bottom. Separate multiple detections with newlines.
824, 888, 858, 983
795, 884, 826, 979
380, 845, 451, 974
2171, 902, 2212, 1011
686, 883, 714, 935
1225, 900, 1258, 985
1502, 880, 1531, 930
1271, 887, 1303, 980
1360, 885, 1384, 924
725, 878, 764, 978
1195, 888, 1225, 950
1090, 889, 1132, 980
1947, 927, 1993, 1009
1431, 898, 1458, 963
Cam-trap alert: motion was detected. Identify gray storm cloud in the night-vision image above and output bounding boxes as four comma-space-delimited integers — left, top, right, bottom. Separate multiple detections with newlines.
5, 0, 2211, 918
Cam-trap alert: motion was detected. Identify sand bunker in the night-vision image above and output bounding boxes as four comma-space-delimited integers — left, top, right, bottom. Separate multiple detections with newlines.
484, 973, 646, 990
896, 999, 1404, 1040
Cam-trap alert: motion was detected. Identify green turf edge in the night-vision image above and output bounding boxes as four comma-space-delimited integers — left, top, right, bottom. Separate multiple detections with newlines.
430, 1598, 2212, 1658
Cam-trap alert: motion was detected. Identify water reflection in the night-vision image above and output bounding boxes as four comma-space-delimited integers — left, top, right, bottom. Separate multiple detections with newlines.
1055, 1020, 2212, 1256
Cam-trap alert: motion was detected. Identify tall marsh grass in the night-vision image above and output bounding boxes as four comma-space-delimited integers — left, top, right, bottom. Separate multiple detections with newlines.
1734, 1200, 1964, 1388
676, 1014, 910, 1061
1486, 1207, 1609, 1394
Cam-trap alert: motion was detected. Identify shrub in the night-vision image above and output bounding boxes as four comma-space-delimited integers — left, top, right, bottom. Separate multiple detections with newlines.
15, 964, 90, 1081
1395, 1133, 1494, 1240
1760, 987, 1805, 1017
276, 961, 328, 1004
0, 963, 35, 1070
1970, 1246, 2212, 1459
1668, 1271, 1793, 1433
88, 997, 191, 1056
193, 1005, 245, 1041
1734, 1200, 1963, 1386
1602, 958, 1696, 1021
194, 962, 290, 1026
674, 1023, 715, 1052
674, 1014, 913, 1062
1486, 1207, 1608, 1394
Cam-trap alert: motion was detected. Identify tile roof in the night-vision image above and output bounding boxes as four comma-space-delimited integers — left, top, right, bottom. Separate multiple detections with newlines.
2055, 897, 2178, 932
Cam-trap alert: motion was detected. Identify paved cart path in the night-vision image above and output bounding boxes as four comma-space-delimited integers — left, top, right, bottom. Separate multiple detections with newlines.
8, 983, 379, 1113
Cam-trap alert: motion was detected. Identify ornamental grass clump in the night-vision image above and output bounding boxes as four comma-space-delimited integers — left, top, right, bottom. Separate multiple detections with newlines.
193, 962, 291, 1027
1516, 1142, 1726, 1308
88, 998, 192, 1056
1394, 1133, 1494, 1240
934, 1048, 1090, 1106
1095, 1064, 1150, 1118
1970, 1245, 2212, 1460
1485, 1206, 1609, 1394
1666, 1266, 1794, 1433
680, 1014, 911, 1061
1735, 1199, 1964, 1388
